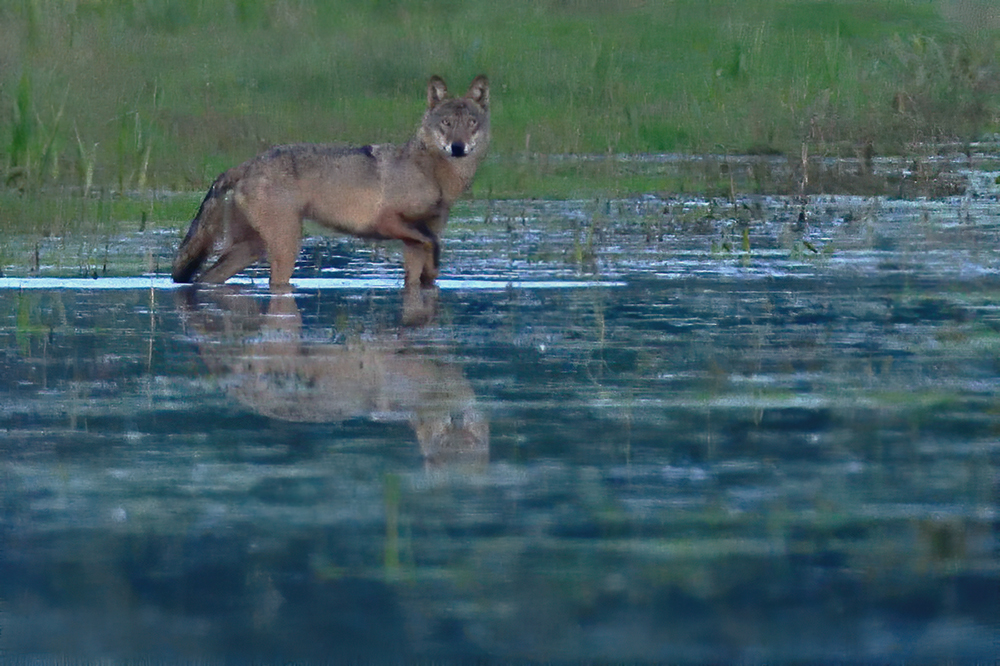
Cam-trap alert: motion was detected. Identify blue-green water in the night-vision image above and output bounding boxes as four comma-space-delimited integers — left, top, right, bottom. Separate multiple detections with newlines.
2, 190, 999, 661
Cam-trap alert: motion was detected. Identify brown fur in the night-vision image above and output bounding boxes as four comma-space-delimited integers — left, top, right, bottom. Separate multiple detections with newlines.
172, 75, 490, 289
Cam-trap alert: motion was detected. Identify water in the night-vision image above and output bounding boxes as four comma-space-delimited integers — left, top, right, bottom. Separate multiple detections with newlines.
2, 187, 999, 662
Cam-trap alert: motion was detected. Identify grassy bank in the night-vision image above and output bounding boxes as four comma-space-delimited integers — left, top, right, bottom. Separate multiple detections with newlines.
2, 0, 999, 209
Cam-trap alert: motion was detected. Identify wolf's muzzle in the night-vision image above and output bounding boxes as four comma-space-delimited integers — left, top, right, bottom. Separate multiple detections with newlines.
450, 142, 468, 158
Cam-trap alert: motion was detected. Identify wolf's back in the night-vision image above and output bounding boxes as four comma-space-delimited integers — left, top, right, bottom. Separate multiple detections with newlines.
172, 171, 236, 283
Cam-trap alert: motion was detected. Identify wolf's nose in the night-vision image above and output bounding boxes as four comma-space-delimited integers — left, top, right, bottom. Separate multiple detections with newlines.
450, 142, 468, 157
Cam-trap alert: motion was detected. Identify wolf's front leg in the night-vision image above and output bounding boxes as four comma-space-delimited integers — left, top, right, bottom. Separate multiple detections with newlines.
374, 211, 440, 288
402, 240, 437, 289
413, 218, 443, 287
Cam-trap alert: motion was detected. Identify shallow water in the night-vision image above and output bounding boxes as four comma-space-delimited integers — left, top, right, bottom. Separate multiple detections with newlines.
2, 188, 1000, 661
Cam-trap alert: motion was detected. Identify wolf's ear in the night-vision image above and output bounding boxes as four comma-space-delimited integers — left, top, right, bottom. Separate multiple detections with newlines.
466, 75, 489, 109
427, 76, 448, 108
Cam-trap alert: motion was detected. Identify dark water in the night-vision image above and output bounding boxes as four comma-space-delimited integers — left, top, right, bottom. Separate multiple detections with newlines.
2, 188, 999, 662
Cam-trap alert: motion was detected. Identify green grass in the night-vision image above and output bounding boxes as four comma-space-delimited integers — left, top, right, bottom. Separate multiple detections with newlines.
0, 188, 201, 235
1, 0, 999, 210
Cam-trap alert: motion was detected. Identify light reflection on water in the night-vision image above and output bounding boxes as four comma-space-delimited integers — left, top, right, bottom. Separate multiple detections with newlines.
1, 193, 999, 662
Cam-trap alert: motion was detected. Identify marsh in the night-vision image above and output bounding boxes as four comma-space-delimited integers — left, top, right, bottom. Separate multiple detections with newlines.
2, 185, 998, 661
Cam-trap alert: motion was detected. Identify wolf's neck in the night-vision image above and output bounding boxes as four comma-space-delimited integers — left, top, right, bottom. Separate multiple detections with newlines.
404, 138, 481, 203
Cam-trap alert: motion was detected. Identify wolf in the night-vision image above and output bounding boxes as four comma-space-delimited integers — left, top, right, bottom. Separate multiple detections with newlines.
172, 75, 490, 290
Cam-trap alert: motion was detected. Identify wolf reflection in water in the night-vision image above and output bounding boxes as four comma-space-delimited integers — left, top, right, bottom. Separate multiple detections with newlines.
178, 287, 488, 469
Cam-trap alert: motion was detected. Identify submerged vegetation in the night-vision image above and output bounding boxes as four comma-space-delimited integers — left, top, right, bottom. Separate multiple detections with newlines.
1, 0, 999, 216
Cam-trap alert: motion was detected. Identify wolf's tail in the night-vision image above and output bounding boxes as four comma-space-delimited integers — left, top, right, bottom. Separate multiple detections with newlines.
171, 170, 238, 283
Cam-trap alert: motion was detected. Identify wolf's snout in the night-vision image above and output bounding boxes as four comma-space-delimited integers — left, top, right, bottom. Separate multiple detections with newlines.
450, 142, 468, 157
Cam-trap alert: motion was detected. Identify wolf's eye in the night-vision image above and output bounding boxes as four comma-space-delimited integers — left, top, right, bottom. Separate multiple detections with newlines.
468, 118, 477, 128
441, 118, 453, 128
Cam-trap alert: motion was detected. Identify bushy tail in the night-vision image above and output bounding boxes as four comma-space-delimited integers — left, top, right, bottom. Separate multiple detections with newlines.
171, 171, 236, 283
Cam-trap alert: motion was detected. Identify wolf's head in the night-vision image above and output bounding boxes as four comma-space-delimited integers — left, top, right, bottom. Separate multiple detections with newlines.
420, 75, 490, 160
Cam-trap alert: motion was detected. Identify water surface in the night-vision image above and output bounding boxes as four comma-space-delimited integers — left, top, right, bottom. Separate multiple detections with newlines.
2, 187, 999, 661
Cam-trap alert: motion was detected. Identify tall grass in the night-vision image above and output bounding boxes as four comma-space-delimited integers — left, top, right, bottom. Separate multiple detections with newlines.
1, 0, 998, 204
